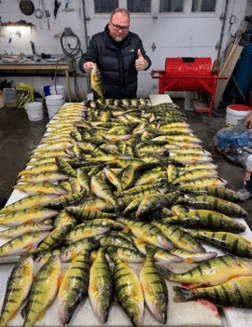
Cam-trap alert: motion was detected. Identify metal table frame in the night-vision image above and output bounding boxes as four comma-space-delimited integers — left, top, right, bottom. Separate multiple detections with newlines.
0, 58, 73, 102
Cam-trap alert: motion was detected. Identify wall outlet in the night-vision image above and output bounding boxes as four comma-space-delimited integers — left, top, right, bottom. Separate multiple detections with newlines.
230, 15, 236, 24
64, 27, 72, 35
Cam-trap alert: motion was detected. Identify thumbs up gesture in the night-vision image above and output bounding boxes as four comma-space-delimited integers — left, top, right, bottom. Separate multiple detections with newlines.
135, 49, 148, 71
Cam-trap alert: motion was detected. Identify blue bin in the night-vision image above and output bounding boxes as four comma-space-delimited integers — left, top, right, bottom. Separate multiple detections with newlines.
43, 85, 51, 97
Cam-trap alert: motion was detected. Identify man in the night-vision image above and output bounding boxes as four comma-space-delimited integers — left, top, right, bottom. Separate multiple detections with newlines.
78, 8, 151, 99
236, 110, 252, 200
245, 111, 252, 129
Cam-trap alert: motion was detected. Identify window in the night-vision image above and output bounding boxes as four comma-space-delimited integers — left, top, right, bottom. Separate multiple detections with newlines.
160, 0, 183, 12
94, 0, 118, 13
127, 0, 151, 13
192, 0, 216, 12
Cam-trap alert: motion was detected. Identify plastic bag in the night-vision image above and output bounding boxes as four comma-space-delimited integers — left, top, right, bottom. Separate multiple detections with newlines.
214, 117, 252, 168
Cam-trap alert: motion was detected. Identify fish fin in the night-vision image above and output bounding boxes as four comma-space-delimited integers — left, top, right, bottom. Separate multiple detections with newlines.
122, 226, 130, 233
122, 259, 129, 267
11, 308, 19, 318
24, 219, 33, 224
37, 308, 46, 321
24, 244, 33, 252
58, 275, 63, 287
173, 286, 196, 302
185, 258, 193, 264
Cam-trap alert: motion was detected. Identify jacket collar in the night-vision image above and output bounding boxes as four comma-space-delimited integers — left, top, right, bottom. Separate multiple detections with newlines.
104, 24, 131, 50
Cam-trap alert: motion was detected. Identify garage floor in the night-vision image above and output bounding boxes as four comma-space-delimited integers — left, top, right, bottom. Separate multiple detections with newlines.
0, 99, 251, 229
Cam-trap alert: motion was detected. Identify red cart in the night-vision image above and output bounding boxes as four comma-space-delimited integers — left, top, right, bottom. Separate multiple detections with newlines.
152, 57, 228, 124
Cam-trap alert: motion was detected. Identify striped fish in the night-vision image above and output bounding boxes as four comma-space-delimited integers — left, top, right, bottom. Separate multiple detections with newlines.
109, 249, 144, 327
0, 256, 34, 327
58, 249, 91, 325
173, 276, 252, 308
89, 247, 114, 323
160, 254, 252, 287
22, 255, 61, 327
140, 250, 168, 324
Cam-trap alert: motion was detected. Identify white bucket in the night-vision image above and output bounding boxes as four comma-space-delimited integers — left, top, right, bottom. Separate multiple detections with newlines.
50, 85, 65, 101
244, 154, 252, 185
45, 95, 64, 119
226, 104, 251, 126
184, 92, 196, 111
25, 102, 43, 121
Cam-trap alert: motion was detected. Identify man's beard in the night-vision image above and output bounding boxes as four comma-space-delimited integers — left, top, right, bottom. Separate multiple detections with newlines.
113, 35, 125, 42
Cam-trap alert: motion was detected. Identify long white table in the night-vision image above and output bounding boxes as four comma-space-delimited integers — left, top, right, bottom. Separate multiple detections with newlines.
0, 95, 252, 327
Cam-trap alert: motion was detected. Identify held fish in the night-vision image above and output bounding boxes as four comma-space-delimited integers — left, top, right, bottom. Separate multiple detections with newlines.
91, 63, 105, 99
108, 249, 144, 327
22, 255, 61, 327
160, 254, 252, 287
88, 247, 114, 323
173, 276, 252, 308
0, 256, 34, 327
140, 250, 168, 324
58, 249, 91, 325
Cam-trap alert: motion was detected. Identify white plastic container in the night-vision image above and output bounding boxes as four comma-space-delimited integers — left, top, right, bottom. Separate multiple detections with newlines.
226, 104, 251, 126
50, 85, 65, 102
3, 87, 19, 107
45, 95, 64, 119
244, 154, 252, 185
25, 102, 43, 121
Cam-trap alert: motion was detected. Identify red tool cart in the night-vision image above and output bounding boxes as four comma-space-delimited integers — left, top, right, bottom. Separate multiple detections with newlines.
152, 57, 228, 124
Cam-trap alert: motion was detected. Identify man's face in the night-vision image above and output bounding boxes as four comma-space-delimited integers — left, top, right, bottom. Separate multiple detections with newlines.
108, 13, 130, 42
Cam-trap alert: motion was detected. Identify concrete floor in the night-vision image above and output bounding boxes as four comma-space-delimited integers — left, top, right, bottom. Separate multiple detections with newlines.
0, 99, 251, 229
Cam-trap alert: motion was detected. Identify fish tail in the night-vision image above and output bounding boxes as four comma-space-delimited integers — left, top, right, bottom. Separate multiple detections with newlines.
156, 262, 174, 279
173, 286, 197, 302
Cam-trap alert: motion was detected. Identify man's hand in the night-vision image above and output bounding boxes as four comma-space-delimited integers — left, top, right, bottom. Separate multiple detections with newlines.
135, 49, 148, 71
245, 111, 252, 129
83, 61, 94, 75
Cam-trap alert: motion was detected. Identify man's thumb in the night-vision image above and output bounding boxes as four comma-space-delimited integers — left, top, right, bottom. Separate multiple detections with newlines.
138, 49, 143, 58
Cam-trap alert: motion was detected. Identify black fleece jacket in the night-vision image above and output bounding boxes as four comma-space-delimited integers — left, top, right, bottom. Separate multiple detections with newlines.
78, 25, 151, 99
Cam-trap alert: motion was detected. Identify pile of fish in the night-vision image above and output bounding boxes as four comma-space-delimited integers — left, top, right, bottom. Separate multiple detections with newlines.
0, 98, 252, 327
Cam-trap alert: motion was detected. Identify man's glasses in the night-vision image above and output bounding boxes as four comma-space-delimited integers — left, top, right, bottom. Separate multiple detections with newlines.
111, 21, 130, 32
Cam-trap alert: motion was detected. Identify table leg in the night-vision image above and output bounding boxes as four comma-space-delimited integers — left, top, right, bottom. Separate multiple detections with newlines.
65, 69, 71, 102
